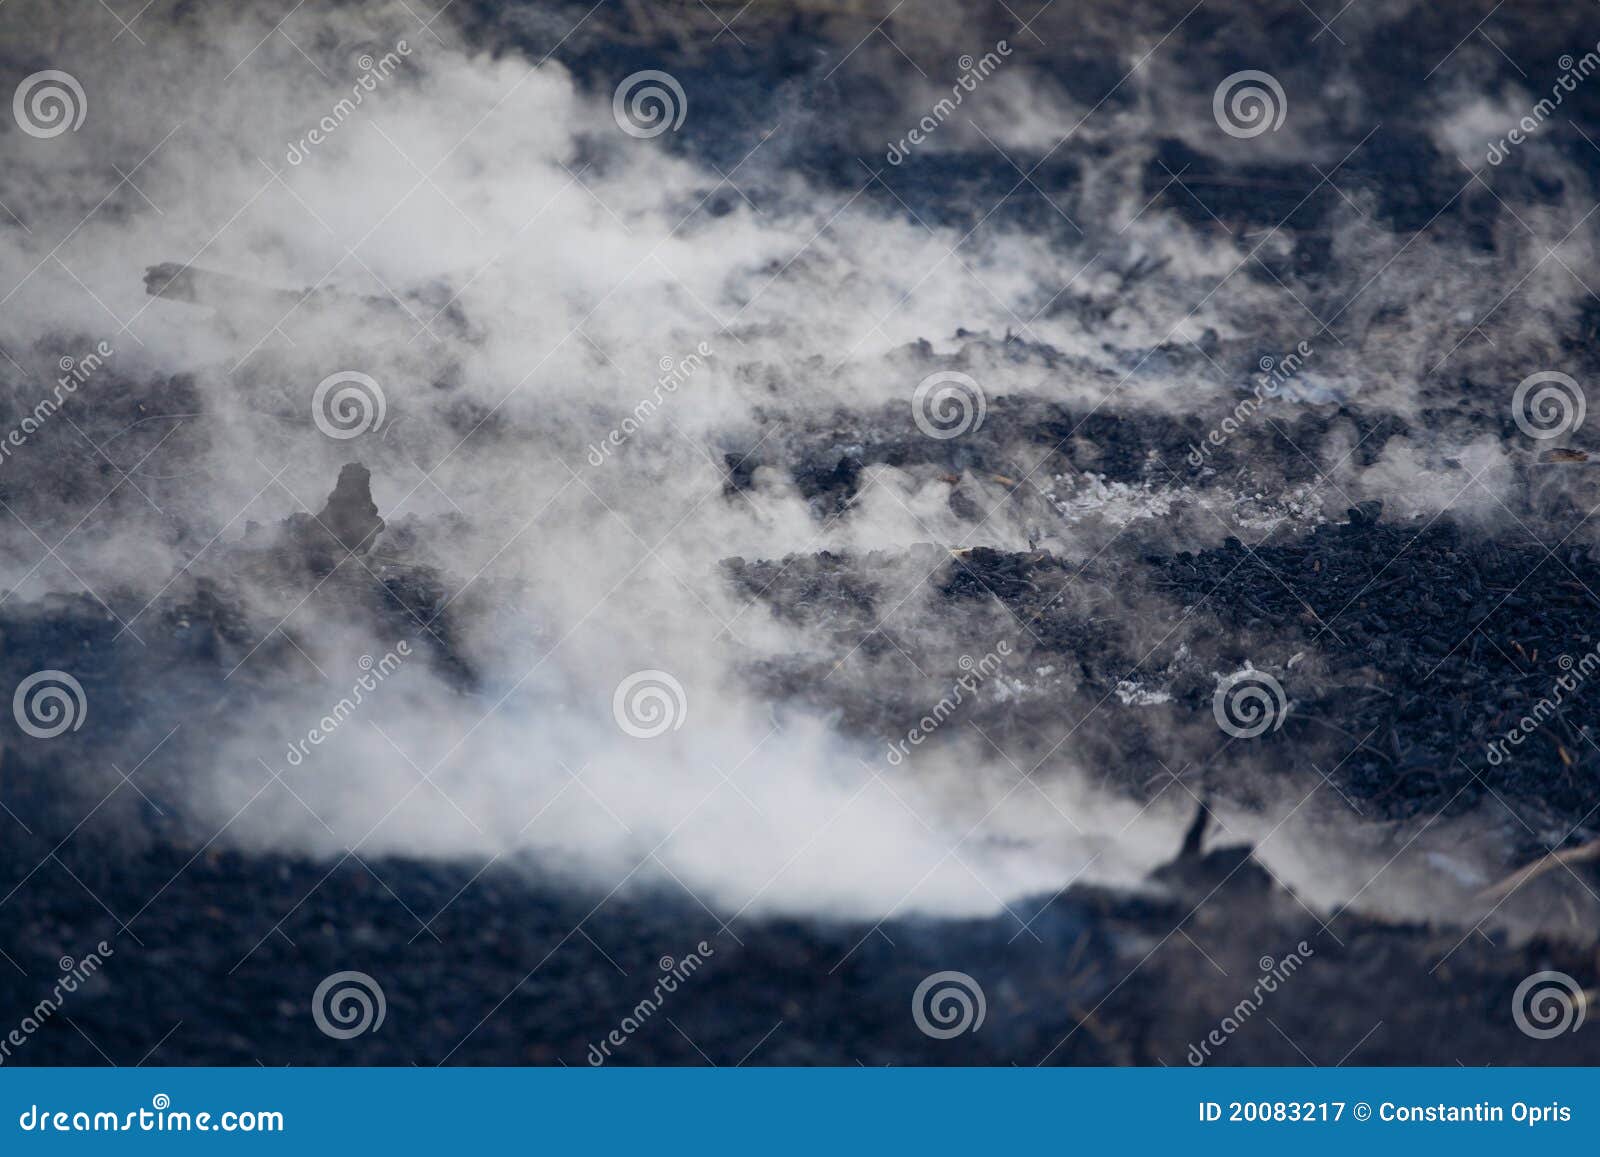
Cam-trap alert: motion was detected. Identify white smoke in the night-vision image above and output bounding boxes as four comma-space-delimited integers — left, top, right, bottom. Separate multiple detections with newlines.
0, 0, 1583, 927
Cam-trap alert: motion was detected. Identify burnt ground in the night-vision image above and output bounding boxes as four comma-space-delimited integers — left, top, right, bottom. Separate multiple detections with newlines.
6, 0, 1600, 1066
3, 445, 1600, 1066
727, 503, 1600, 836
2, 827, 1598, 1067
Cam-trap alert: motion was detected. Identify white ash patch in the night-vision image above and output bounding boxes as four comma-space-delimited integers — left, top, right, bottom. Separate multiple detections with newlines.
1041, 473, 1184, 527
1227, 483, 1329, 532
988, 675, 1031, 703
1039, 473, 1327, 536
1114, 679, 1172, 706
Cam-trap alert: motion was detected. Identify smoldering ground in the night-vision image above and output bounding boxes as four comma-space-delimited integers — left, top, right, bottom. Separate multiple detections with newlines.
2, 0, 1600, 1064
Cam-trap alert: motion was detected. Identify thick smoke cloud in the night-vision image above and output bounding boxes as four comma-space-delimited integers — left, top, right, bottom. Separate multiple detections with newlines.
1, 0, 1592, 929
